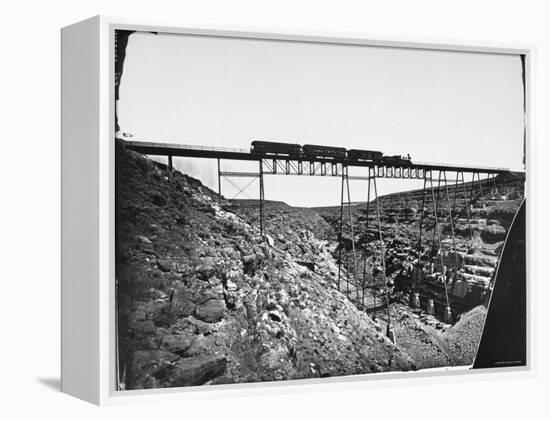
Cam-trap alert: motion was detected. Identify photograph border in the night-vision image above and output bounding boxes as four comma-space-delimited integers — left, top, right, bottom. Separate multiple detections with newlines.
62, 15, 536, 405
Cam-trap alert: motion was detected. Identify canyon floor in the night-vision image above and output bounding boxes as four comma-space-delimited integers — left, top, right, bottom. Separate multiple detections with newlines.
115, 141, 524, 390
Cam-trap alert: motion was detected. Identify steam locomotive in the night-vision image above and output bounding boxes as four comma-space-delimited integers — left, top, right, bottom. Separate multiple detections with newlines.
251, 140, 411, 166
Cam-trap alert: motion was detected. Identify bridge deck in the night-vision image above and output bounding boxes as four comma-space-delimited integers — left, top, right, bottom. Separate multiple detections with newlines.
124, 140, 516, 175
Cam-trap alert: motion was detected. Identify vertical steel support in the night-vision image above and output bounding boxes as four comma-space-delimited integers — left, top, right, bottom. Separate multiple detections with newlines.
337, 168, 346, 292
432, 171, 442, 246
461, 172, 474, 241
362, 168, 372, 310
217, 158, 221, 199
373, 175, 394, 343
443, 171, 459, 297
345, 167, 358, 299
414, 171, 429, 295
469, 172, 476, 205
259, 160, 264, 238
418, 173, 428, 250
435, 170, 442, 214
452, 171, 460, 216
478, 172, 484, 197
429, 176, 451, 317
168, 155, 173, 172
335, 165, 359, 299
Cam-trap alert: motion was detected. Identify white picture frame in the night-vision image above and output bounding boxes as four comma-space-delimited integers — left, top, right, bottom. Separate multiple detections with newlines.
61, 15, 535, 405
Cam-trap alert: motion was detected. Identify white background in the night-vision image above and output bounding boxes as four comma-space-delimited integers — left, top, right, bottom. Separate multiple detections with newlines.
1, 0, 548, 419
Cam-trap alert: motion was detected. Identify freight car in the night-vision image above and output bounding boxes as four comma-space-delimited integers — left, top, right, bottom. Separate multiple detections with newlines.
251, 140, 302, 158
302, 144, 347, 160
347, 149, 383, 162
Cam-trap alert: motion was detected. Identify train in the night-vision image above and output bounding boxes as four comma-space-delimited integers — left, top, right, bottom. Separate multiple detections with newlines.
251, 140, 411, 166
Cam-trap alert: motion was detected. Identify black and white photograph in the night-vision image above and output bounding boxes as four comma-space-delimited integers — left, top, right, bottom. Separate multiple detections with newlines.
114, 29, 526, 391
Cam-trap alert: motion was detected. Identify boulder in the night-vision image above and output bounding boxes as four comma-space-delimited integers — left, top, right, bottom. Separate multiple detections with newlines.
210, 376, 235, 385
187, 315, 215, 335
157, 259, 173, 273
136, 235, 152, 244
195, 299, 226, 323
171, 288, 196, 318
196, 257, 217, 281
150, 190, 167, 206
128, 350, 180, 389
225, 279, 238, 291
128, 320, 156, 334
242, 254, 259, 274
133, 309, 147, 321
152, 355, 227, 387
184, 334, 213, 357
160, 333, 195, 355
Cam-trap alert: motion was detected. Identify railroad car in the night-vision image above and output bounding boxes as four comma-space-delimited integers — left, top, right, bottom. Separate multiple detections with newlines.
347, 149, 383, 162
302, 144, 347, 160
250, 140, 302, 157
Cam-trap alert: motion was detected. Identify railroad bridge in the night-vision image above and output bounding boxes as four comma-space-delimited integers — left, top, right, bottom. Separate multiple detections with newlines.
125, 140, 512, 179
123, 139, 523, 344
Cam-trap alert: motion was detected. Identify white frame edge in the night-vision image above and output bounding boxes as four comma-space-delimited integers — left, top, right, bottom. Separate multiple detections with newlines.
61, 16, 101, 404
61, 14, 536, 406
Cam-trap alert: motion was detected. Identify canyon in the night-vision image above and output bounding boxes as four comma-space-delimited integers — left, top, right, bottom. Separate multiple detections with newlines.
115, 141, 524, 390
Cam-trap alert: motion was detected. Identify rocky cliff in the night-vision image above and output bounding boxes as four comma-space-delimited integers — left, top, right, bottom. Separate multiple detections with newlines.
115, 141, 414, 390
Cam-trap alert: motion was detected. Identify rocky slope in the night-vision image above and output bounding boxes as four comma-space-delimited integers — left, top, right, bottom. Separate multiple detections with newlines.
115, 141, 414, 390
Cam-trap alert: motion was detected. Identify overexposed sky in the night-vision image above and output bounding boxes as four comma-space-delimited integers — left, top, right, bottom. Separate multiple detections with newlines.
118, 32, 524, 207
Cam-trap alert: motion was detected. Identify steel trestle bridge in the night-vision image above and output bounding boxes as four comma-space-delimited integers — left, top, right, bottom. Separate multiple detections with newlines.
125, 140, 511, 177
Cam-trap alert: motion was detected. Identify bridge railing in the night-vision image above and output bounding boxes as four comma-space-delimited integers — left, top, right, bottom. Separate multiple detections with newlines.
132, 140, 250, 154
180, 144, 249, 154
411, 161, 509, 172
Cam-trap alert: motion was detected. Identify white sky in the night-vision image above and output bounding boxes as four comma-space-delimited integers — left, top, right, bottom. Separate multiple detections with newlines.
118, 32, 524, 207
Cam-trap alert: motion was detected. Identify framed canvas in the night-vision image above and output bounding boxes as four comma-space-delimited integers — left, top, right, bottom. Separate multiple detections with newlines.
61, 15, 534, 405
